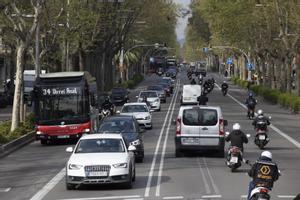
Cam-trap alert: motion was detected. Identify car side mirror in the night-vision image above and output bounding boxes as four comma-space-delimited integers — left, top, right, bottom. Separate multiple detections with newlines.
116, 110, 120, 114
246, 134, 251, 138
225, 131, 230, 137
128, 145, 136, 151
223, 120, 228, 126
268, 116, 272, 120
66, 147, 73, 153
136, 96, 139, 98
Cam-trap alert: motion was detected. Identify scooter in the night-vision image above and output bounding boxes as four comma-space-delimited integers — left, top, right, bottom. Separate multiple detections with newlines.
254, 118, 271, 149
249, 186, 271, 200
225, 132, 250, 172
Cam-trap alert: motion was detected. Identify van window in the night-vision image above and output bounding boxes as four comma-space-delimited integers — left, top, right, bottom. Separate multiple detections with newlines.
182, 108, 218, 126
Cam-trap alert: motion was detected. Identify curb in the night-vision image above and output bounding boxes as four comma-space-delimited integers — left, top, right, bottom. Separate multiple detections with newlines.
0, 131, 35, 158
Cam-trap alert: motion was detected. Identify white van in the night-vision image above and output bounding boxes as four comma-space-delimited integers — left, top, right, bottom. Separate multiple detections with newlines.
180, 84, 201, 105
174, 105, 228, 157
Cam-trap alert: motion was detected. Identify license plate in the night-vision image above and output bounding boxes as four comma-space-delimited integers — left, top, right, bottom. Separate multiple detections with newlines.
259, 135, 266, 140
57, 135, 70, 139
182, 138, 200, 145
230, 156, 238, 163
87, 171, 108, 177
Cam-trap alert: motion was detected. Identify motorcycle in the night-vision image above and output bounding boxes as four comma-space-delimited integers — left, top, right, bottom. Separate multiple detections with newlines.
254, 118, 271, 149
222, 88, 228, 96
249, 186, 271, 200
225, 132, 250, 172
99, 108, 112, 120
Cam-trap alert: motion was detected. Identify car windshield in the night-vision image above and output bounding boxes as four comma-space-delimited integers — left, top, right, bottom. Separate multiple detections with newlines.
75, 138, 125, 153
112, 88, 126, 94
147, 85, 163, 91
122, 105, 148, 113
140, 92, 158, 98
99, 118, 135, 133
182, 108, 218, 126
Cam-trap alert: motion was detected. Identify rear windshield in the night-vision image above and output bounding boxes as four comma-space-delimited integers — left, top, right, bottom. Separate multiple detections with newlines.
182, 108, 218, 126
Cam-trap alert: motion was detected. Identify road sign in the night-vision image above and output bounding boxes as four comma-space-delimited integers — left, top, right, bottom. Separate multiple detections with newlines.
226, 58, 233, 65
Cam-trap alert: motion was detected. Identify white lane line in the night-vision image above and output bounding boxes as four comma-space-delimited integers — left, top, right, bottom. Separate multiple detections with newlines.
240, 195, 247, 198
123, 198, 144, 200
0, 187, 11, 192
203, 157, 220, 195
201, 194, 222, 198
58, 196, 141, 200
30, 168, 65, 200
144, 80, 180, 197
216, 83, 300, 149
277, 195, 296, 198
163, 196, 184, 199
156, 81, 180, 196
197, 158, 211, 194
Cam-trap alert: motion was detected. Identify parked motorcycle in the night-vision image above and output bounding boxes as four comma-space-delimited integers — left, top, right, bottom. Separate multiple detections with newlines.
254, 118, 271, 149
225, 132, 250, 172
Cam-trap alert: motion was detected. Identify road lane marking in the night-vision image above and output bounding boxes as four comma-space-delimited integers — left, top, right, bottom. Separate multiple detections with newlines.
163, 196, 184, 199
277, 195, 296, 198
58, 196, 141, 200
0, 187, 11, 192
197, 158, 211, 194
203, 157, 220, 195
30, 168, 65, 200
201, 194, 222, 198
156, 80, 180, 196
215, 83, 300, 149
144, 80, 180, 197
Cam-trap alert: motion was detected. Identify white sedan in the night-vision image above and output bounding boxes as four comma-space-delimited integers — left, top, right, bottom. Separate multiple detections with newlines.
65, 133, 136, 189
136, 90, 161, 111
118, 102, 153, 129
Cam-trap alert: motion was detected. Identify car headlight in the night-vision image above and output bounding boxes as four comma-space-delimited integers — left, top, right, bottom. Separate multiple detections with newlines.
130, 139, 141, 146
68, 164, 83, 170
83, 128, 90, 133
155, 99, 159, 102
113, 163, 128, 168
145, 115, 150, 120
36, 131, 43, 135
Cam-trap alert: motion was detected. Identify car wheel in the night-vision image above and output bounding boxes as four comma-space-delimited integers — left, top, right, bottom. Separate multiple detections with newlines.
132, 165, 136, 182
124, 167, 133, 189
164, 99, 167, 103
217, 148, 225, 158
40, 139, 48, 145
66, 182, 76, 190
158, 107, 161, 112
175, 149, 183, 157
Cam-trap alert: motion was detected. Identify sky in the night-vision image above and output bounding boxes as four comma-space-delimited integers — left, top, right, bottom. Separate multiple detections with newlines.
173, 0, 192, 45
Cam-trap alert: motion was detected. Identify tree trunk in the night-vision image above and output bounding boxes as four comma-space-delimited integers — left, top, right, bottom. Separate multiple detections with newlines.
296, 54, 300, 95
78, 46, 85, 71
11, 43, 26, 132
286, 57, 291, 93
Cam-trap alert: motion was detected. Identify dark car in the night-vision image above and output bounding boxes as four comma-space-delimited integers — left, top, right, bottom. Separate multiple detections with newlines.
110, 87, 130, 105
166, 68, 177, 79
159, 79, 174, 94
146, 85, 167, 103
158, 82, 171, 97
98, 115, 144, 162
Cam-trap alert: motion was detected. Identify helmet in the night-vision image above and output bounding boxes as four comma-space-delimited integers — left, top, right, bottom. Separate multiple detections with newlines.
223, 81, 226, 83
249, 92, 253, 97
232, 123, 241, 130
257, 109, 263, 115
261, 151, 272, 160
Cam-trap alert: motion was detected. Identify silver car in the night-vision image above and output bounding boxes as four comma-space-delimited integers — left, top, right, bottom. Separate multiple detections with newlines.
174, 105, 228, 157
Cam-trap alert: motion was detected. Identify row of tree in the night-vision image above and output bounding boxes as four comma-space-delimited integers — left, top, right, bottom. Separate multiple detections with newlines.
185, 0, 300, 96
0, 0, 178, 132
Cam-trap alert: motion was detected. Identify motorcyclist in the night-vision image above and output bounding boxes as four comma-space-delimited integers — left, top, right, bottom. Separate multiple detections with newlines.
221, 81, 229, 93
252, 109, 271, 129
190, 78, 197, 85
247, 151, 280, 200
197, 91, 208, 105
225, 123, 248, 152
101, 97, 114, 115
245, 92, 257, 118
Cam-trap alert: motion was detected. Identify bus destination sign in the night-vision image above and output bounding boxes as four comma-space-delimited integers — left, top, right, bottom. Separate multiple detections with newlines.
42, 87, 80, 96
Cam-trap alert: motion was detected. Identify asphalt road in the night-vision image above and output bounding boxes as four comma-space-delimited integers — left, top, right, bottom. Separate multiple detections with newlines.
0, 70, 299, 200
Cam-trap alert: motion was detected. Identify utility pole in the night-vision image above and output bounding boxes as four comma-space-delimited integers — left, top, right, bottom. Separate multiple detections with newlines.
35, 0, 41, 78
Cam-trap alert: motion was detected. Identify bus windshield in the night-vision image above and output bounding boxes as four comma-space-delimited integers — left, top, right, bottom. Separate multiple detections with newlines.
36, 93, 89, 124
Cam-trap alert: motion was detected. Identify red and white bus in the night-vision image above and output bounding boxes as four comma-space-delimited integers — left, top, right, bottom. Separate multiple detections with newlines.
32, 72, 99, 144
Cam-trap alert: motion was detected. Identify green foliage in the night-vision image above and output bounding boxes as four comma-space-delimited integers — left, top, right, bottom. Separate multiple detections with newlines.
0, 114, 35, 145
114, 74, 144, 89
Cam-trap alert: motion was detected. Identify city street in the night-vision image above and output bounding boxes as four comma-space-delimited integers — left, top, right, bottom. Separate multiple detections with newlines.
0, 71, 299, 200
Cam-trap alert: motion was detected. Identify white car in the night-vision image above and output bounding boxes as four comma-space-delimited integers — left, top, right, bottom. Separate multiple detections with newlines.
65, 133, 136, 189
136, 90, 161, 111
118, 103, 153, 129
